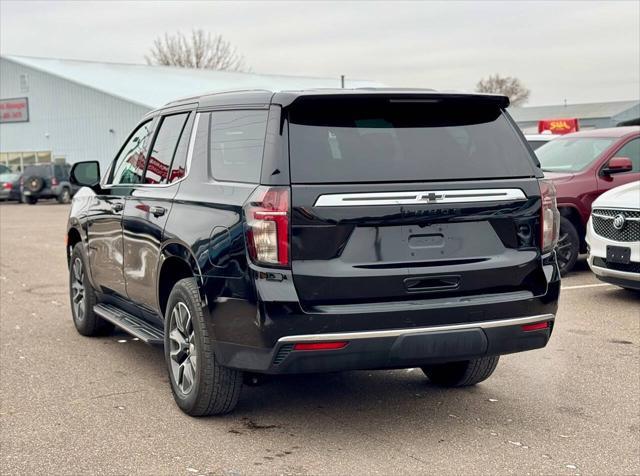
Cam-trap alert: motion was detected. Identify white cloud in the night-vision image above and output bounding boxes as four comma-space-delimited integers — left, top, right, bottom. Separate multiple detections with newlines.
1, 0, 638, 105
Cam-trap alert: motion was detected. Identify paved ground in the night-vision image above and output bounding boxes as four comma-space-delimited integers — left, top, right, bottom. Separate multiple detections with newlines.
1, 201, 638, 476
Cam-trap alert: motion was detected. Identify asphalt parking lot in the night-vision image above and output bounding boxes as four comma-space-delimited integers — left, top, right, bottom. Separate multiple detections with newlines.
1, 202, 638, 476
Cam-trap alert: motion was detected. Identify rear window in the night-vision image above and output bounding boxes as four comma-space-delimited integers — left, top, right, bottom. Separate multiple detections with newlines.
288, 98, 536, 183
23, 165, 52, 177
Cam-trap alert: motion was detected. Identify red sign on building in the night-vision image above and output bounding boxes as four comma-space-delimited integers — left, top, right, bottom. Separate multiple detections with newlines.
0, 97, 29, 123
538, 118, 579, 135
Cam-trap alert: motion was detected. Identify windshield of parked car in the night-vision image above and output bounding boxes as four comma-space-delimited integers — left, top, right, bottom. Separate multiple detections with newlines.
536, 137, 615, 173
288, 97, 537, 183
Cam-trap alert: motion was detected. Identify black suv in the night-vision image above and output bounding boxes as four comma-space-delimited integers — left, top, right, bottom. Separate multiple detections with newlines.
67, 89, 561, 416
21, 163, 76, 204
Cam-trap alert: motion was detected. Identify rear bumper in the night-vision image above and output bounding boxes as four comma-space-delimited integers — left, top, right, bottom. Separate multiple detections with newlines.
22, 185, 61, 198
216, 314, 555, 373
206, 256, 560, 374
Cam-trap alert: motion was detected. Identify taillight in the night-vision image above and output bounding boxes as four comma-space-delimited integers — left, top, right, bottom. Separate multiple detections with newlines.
51, 177, 59, 186
244, 186, 290, 267
2, 182, 12, 190
539, 179, 560, 253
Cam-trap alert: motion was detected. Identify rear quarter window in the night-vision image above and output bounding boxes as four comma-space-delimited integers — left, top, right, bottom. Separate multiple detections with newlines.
288, 97, 537, 183
209, 110, 268, 183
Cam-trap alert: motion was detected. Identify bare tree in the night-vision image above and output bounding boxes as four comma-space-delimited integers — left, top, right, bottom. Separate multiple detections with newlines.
476, 74, 530, 106
145, 29, 248, 72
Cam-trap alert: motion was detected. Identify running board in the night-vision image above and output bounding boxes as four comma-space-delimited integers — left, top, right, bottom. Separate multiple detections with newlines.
94, 303, 164, 345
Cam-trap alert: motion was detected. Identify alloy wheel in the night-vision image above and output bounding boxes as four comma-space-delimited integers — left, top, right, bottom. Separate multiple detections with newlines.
556, 231, 573, 272
168, 302, 197, 395
71, 257, 86, 321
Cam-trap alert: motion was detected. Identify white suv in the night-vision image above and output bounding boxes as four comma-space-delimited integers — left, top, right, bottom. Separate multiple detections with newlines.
586, 181, 640, 290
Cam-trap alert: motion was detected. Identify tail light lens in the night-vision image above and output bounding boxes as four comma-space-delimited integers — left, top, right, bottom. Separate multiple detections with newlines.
244, 186, 290, 267
51, 177, 59, 186
539, 179, 560, 253
2, 182, 12, 190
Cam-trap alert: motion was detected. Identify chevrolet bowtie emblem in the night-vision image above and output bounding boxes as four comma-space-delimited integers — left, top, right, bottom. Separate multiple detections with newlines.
419, 192, 444, 202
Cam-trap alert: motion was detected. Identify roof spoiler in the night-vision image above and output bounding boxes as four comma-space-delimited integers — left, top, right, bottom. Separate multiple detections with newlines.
275, 91, 510, 109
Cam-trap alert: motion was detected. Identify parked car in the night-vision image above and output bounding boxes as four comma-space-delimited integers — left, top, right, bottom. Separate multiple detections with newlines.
0, 172, 22, 201
67, 89, 560, 416
586, 181, 640, 290
535, 126, 640, 274
525, 133, 556, 151
20, 163, 77, 204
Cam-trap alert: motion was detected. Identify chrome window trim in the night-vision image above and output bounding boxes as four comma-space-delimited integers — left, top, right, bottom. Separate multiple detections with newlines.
278, 314, 554, 343
102, 112, 200, 190
313, 188, 527, 207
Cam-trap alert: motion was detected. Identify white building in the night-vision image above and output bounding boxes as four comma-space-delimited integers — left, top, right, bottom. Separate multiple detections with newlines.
0, 55, 380, 170
510, 100, 639, 133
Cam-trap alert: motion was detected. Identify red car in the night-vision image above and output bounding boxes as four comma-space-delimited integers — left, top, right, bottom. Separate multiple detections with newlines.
535, 126, 640, 274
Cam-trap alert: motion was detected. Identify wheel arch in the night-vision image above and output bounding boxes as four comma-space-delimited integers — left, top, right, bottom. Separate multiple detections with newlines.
157, 241, 203, 318
67, 227, 82, 266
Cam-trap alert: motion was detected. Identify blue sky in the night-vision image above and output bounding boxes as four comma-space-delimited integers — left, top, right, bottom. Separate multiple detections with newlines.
1, 0, 638, 106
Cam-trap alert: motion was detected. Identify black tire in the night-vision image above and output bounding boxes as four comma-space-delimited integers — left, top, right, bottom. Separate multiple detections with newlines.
23, 195, 37, 205
422, 356, 500, 387
164, 277, 243, 416
69, 244, 114, 336
556, 217, 579, 276
24, 176, 44, 193
57, 187, 71, 204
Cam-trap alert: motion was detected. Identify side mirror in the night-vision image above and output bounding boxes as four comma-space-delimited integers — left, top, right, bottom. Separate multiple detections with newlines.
602, 157, 633, 176
70, 161, 101, 187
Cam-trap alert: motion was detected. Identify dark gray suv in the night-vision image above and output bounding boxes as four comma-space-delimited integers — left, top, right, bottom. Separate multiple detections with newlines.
21, 163, 77, 204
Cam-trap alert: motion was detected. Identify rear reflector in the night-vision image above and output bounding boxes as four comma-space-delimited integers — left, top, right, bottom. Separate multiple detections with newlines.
521, 321, 549, 332
293, 342, 348, 351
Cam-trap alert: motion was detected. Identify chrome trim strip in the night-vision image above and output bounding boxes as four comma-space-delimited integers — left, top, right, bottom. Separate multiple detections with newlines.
592, 212, 640, 221
592, 213, 614, 220
278, 314, 555, 343
314, 188, 527, 207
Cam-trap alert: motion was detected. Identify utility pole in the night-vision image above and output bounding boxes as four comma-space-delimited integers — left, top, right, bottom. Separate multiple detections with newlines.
340, 75, 345, 88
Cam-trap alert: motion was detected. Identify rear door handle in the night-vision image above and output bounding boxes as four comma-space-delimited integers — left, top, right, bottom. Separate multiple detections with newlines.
111, 202, 123, 212
149, 206, 166, 217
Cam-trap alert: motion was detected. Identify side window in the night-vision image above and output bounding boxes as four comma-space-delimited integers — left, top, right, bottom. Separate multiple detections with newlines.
614, 138, 640, 171
167, 113, 194, 183
54, 165, 64, 180
209, 110, 268, 183
144, 113, 190, 184
110, 121, 154, 185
